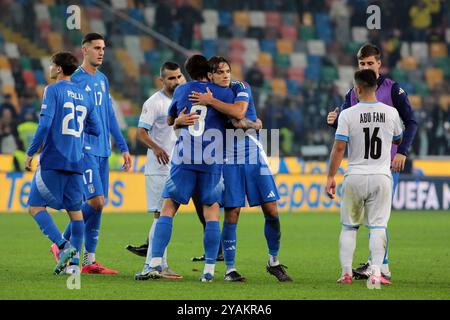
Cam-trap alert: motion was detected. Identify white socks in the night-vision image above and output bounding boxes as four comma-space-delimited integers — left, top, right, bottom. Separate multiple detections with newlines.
269, 255, 279, 267
150, 257, 162, 268
369, 229, 387, 273
145, 217, 168, 269
83, 252, 95, 266
203, 263, 215, 275
226, 266, 236, 274
339, 226, 357, 276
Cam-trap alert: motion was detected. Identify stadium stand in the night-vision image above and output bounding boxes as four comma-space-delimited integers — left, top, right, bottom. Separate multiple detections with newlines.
0, 0, 449, 158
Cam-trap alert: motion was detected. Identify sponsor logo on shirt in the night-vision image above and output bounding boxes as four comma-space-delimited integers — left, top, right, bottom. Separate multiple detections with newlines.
237, 92, 249, 98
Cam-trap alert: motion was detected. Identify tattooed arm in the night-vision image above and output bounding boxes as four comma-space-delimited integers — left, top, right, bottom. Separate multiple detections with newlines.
231, 118, 262, 130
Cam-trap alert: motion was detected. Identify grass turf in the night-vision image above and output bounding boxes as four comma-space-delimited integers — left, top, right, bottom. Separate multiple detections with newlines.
0, 211, 449, 300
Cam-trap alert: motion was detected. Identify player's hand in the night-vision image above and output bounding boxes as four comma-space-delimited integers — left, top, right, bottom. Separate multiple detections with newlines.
230, 118, 244, 129
152, 146, 170, 165
255, 118, 263, 130
327, 107, 339, 125
175, 107, 199, 126
189, 87, 214, 105
25, 156, 33, 172
391, 153, 406, 172
122, 152, 132, 172
326, 177, 336, 199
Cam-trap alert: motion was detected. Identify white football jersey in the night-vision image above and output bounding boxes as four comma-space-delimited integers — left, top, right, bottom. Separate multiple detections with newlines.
335, 101, 403, 176
138, 90, 177, 175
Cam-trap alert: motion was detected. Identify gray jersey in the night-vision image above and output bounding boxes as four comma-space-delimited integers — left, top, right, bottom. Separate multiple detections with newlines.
138, 90, 177, 175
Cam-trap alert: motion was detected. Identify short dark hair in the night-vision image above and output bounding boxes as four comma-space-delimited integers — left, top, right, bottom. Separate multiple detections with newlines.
208, 56, 231, 73
51, 52, 79, 76
82, 33, 105, 46
184, 55, 210, 80
354, 69, 377, 91
357, 43, 381, 60
160, 61, 180, 77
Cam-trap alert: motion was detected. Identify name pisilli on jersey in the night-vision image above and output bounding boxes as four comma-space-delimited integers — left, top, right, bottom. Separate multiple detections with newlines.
38, 80, 97, 173
138, 90, 177, 175
335, 101, 403, 176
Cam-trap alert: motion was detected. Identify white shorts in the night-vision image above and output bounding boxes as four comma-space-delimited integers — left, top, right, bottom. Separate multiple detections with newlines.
340, 174, 393, 228
145, 174, 169, 213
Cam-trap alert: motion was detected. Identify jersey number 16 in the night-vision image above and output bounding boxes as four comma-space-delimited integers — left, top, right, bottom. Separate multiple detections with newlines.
363, 127, 382, 159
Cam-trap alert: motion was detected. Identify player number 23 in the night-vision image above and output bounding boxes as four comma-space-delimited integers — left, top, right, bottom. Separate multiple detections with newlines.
62, 102, 87, 137
188, 104, 207, 136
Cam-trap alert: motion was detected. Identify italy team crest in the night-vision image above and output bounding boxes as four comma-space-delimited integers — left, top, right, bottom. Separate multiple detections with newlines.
101, 80, 106, 92
88, 184, 95, 194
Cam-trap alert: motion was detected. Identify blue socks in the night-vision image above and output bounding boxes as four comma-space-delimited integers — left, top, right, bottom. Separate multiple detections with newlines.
83, 203, 102, 253
221, 222, 237, 267
264, 216, 281, 256
62, 202, 100, 243
70, 220, 84, 265
204, 221, 221, 265
152, 216, 173, 258
33, 210, 65, 247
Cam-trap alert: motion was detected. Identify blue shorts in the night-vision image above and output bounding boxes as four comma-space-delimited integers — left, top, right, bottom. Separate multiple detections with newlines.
82, 154, 109, 200
162, 165, 223, 206
222, 164, 280, 207
28, 168, 83, 211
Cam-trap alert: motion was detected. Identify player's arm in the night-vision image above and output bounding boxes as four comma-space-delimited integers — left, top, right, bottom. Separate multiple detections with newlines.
26, 86, 56, 171
231, 117, 262, 130
84, 107, 101, 137
390, 83, 418, 169
326, 112, 349, 199
172, 108, 200, 130
326, 139, 347, 199
107, 93, 131, 171
137, 126, 170, 165
137, 102, 171, 165
391, 109, 406, 171
189, 87, 247, 120
327, 89, 352, 128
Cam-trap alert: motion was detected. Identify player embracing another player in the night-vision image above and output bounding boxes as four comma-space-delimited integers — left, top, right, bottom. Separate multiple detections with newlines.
189, 56, 292, 282
145, 55, 236, 282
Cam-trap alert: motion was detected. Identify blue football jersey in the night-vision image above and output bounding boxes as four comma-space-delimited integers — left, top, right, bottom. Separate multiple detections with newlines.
231, 81, 257, 121
71, 67, 128, 157
32, 80, 100, 173
168, 81, 235, 172
228, 81, 264, 165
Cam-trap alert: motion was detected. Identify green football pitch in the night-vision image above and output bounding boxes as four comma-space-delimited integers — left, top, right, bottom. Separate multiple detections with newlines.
1, 211, 449, 300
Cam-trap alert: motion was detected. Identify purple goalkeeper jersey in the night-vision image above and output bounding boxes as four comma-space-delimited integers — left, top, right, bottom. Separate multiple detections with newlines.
336, 75, 417, 160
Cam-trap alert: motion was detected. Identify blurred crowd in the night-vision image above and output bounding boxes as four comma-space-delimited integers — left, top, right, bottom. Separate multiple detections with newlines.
0, 0, 449, 158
